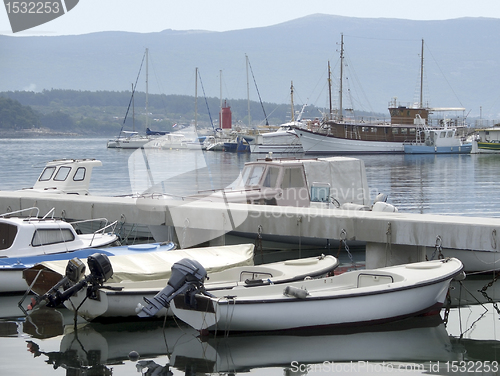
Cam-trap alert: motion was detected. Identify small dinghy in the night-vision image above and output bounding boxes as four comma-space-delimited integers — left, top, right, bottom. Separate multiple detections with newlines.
156, 257, 464, 332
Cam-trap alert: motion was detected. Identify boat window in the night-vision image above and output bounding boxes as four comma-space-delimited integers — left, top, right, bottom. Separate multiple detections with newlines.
235, 166, 252, 188
32, 228, 75, 247
311, 184, 330, 202
247, 166, 265, 186
262, 167, 280, 188
447, 131, 453, 138
409, 128, 416, 134
392, 128, 399, 134
282, 168, 306, 189
440, 132, 446, 138
0, 222, 17, 250
401, 128, 407, 134
39, 166, 56, 182
54, 166, 71, 181
73, 167, 86, 181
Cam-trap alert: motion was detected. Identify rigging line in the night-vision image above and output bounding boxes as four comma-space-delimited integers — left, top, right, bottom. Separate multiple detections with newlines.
119, 51, 146, 136
423, 41, 465, 108
148, 52, 169, 118
197, 70, 216, 132
343, 51, 374, 114
247, 56, 269, 125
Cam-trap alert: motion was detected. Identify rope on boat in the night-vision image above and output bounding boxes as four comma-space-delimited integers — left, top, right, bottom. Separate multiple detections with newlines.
254, 225, 263, 263
428, 235, 445, 260
385, 222, 392, 266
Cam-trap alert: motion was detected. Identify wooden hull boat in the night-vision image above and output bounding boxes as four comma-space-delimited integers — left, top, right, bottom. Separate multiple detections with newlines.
33, 254, 337, 321
170, 258, 464, 332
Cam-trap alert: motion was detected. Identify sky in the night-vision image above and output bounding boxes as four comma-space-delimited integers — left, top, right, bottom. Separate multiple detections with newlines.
1, 0, 500, 36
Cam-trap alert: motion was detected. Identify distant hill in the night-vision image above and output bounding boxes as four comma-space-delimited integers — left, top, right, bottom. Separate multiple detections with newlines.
1, 14, 500, 118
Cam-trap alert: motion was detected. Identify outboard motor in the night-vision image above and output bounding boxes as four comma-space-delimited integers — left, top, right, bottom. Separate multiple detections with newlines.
28, 253, 113, 309
136, 258, 209, 318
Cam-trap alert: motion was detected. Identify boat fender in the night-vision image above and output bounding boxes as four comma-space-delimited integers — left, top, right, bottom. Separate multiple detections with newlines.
372, 201, 398, 212
283, 285, 309, 299
453, 271, 466, 281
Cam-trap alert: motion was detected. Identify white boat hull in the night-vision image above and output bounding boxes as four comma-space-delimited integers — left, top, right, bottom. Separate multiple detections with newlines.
171, 258, 463, 332
53, 255, 339, 321
296, 128, 404, 154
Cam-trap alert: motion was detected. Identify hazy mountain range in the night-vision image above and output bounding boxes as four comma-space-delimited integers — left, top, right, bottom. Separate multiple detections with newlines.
1, 14, 499, 118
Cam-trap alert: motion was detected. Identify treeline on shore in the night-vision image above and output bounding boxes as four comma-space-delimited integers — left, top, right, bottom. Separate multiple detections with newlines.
0, 89, 335, 136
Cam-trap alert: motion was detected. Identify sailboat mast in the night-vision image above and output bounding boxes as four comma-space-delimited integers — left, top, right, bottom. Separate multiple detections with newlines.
132, 83, 135, 132
290, 81, 295, 122
419, 39, 424, 108
339, 33, 344, 121
219, 70, 222, 129
328, 60, 332, 120
195, 67, 198, 131
246, 54, 251, 128
145, 48, 149, 130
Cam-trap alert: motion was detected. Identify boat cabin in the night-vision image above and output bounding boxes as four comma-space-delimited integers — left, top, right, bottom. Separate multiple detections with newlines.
205, 157, 371, 209
0, 208, 118, 258
25, 159, 102, 195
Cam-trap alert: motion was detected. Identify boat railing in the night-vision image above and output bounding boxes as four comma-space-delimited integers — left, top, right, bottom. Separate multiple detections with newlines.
69, 218, 119, 246
0, 206, 41, 219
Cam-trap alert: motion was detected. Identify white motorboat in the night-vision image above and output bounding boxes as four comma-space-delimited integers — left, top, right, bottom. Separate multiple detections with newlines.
148, 155, 398, 247
29, 254, 338, 321
21, 158, 103, 195
0, 207, 118, 259
403, 116, 472, 154
251, 123, 304, 154
168, 257, 463, 332
0, 206, 119, 293
251, 88, 306, 154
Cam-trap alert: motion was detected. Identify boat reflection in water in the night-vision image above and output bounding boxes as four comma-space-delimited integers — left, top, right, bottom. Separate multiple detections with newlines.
22, 314, 459, 376
2, 275, 500, 376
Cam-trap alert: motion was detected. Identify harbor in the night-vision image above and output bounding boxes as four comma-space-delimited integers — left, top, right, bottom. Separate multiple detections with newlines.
0, 138, 498, 375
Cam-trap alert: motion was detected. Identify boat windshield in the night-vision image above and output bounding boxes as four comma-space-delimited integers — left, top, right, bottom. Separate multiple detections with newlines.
39, 167, 56, 181
262, 166, 280, 188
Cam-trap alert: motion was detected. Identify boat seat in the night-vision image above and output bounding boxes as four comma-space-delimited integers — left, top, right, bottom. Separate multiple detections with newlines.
239, 271, 273, 282
357, 273, 394, 288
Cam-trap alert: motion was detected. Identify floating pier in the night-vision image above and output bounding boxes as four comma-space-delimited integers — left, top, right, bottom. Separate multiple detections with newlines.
0, 190, 498, 270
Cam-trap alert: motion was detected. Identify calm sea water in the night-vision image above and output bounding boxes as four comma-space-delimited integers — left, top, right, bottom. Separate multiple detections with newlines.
0, 138, 499, 375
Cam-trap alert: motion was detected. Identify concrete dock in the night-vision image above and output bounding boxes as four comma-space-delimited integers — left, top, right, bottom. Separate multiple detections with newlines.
0, 190, 498, 270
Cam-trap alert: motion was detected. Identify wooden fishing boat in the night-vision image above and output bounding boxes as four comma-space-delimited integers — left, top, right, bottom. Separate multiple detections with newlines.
169, 257, 464, 332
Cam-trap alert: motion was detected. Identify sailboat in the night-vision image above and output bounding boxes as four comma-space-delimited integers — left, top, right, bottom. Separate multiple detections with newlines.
107, 48, 156, 149
296, 36, 469, 154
